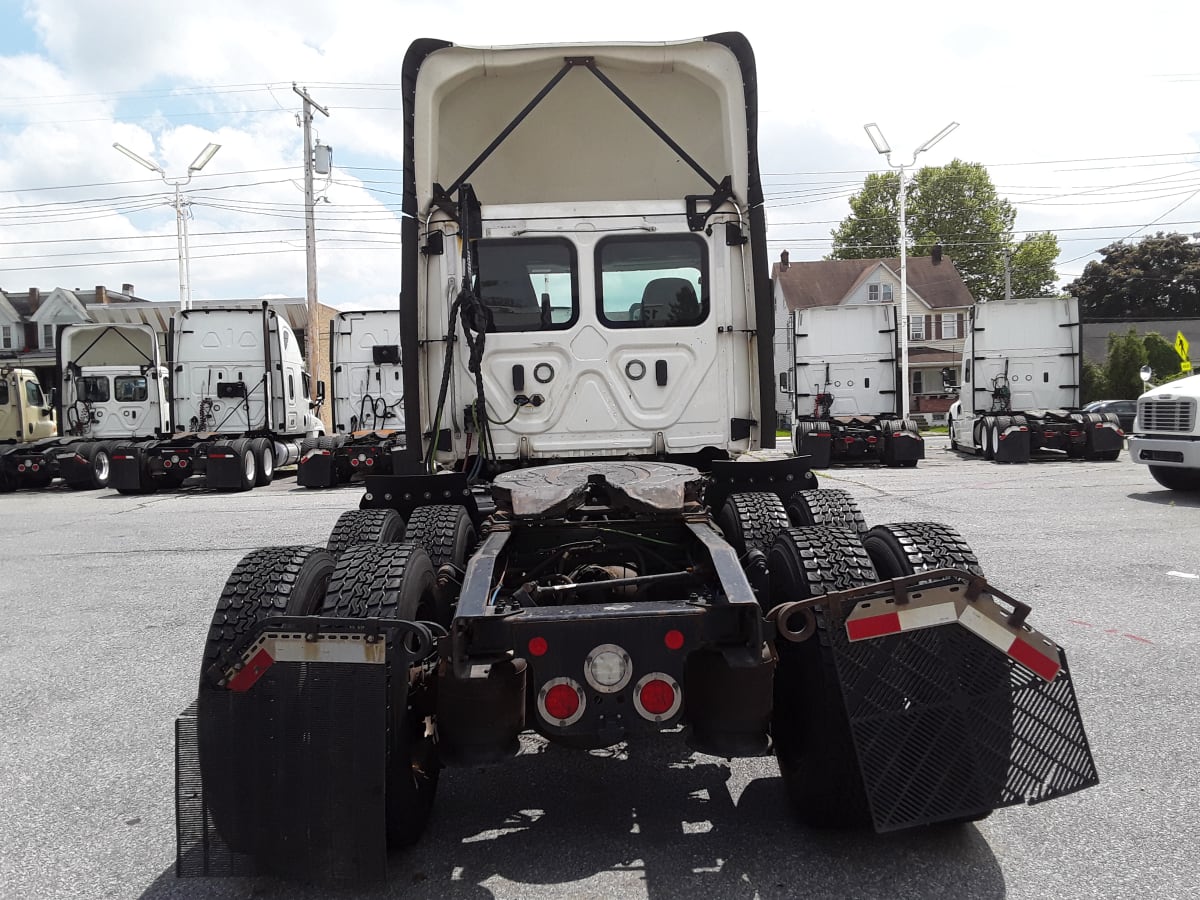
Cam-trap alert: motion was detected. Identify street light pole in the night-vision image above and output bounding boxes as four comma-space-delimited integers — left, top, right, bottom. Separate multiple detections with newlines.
114, 141, 221, 310
863, 121, 958, 420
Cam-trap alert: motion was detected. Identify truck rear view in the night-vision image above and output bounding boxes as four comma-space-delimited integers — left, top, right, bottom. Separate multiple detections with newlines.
175, 35, 1098, 884
792, 304, 923, 467
948, 297, 1123, 462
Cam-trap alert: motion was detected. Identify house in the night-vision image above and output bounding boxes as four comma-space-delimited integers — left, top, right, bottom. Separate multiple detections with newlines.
771, 252, 974, 425
0, 285, 339, 415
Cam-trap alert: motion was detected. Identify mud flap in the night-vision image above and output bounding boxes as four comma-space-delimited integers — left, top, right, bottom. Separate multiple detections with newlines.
785, 572, 1098, 831
993, 426, 1031, 463
297, 449, 337, 488
177, 626, 390, 882
796, 430, 832, 468
884, 432, 924, 464
109, 445, 149, 492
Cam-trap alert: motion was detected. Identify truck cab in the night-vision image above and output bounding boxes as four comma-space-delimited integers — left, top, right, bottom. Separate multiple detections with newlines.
1130, 373, 1200, 491
407, 39, 774, 470
0, 366, 56, 443
59, 322, 170, 440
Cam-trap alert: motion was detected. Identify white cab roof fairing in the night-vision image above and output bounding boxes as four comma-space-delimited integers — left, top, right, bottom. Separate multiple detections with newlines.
59, 323, 159, 370
411, 39, 751, 209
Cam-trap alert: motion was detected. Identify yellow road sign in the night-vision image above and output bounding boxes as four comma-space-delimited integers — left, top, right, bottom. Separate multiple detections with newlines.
1176, 331, 1190, 362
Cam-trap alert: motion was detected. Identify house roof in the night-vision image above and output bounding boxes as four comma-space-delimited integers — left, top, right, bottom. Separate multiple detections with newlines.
772, 256, 974, 312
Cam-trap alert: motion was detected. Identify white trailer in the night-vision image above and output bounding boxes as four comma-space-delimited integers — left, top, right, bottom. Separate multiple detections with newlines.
947, 297, 1123, 462
791, 304, 923, 467
1129, 373, 1200, 491
109, 303, 324, 493
297, 309, 405, 487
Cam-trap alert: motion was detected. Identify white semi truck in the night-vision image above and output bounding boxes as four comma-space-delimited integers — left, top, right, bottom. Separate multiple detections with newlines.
109, 303, 324, 493
791, 304, 923, 467
297, 308, 405, 487
948, 296, 1123, 462
1129, 373, 1200, 491
0, 323, 170, 491
176, 34, 1096, 882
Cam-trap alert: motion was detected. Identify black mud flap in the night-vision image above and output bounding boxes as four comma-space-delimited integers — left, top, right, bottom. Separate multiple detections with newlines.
781, 571, 1099, 831
885, 432, 925, 463
994, 427, 1031, 463
796, 431, 832, 468
297, 449, 337, 488
109, 446, 148, 492
177, 624, 391, 882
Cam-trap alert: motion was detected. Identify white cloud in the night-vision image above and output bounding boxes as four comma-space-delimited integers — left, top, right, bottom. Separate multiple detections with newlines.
1, 0, 1197, 302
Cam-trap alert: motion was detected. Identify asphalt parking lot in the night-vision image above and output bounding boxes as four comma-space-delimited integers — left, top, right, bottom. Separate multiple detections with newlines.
1, 436, 1197, 900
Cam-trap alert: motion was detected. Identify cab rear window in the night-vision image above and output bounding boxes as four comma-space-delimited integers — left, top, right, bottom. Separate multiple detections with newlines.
474, 239, 577, 332
596, 235, 708, 328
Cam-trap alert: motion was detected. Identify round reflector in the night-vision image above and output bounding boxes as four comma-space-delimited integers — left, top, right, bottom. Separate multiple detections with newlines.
633, 672, 682, 722
542, 681, 582, 724
664, 630, 684, 651
640, 680, 675, 716
528, 636, 548, 657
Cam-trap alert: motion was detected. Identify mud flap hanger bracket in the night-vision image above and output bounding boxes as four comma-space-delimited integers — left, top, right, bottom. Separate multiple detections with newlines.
431, 56, 731, 233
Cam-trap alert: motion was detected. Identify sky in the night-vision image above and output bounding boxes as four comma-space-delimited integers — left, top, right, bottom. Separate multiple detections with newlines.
1, 0, 1198, 309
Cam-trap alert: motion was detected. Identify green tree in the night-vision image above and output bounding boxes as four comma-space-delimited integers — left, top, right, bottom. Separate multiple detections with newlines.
1143, 332, 1184, 379
829, 160, 1059, 301
1080, 359, 1108, 404
1068, 232, 1200, 318
1104, 329, 1149, 399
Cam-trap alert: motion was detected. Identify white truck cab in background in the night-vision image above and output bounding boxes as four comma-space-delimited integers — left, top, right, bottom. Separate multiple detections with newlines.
1129, 373, 1200, 491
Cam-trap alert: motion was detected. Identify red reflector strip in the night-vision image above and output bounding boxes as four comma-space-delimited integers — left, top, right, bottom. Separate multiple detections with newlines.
846, 611, 901, 640
227, 647, 274, 692
1008, 637, 1061, 682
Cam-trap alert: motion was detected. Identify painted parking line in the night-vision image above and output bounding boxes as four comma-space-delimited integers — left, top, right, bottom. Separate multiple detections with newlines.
1167, 571, 1199, 580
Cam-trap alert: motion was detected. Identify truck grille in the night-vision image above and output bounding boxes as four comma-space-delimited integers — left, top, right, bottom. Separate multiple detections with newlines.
1138, 397, 1195, 433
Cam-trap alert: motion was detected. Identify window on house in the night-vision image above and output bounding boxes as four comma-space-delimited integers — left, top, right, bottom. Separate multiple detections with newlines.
42, 324, 54, 349
868, 284, 880, 303
941, 314, 959, 340
912, 370, 924, 395
909, 316, 926, 340
1, 326, 11, 349
881, 284, 893, 302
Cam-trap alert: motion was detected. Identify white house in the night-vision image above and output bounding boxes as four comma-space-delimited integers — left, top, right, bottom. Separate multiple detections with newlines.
771, 253, 975, 424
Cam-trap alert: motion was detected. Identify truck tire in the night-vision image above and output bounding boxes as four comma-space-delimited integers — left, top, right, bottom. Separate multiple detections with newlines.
786, 488, 867, 534
197, 546, 336, 852
252, 437, 274, 486
322, 543, 440, 848
68, 443, 112, 490
862, 521, 983, 579
1149, 466, 1200, 492
327, 508, 406, 556
225, 438, 257, 492
948, 416, 959, 452
716, 492, 791, 557
982, 417, 996, 461
403, 504, 477, 570
767, 526, 878, 828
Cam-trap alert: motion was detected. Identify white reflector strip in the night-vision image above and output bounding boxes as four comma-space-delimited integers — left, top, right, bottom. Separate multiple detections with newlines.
845, 587, 1064, 682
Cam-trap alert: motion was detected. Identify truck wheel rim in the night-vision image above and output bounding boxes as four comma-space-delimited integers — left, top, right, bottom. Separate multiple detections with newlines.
262, 444, 274, 478
95, 453, 109, 481
244, 450, 256, 483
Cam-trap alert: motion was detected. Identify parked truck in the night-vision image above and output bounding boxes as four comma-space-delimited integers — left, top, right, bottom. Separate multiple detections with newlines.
1129, 372, 1200, 491
297, 309, 405, 488
110, 303, 324, 493
948, 296, 1124, 462
176, 35, 1097, 883
0, 323, 170, 491
0, 364, 58, 491
791, 304, 923, 467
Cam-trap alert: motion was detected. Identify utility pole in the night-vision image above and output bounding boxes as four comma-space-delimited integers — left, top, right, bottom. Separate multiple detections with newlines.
1003, 249, 1013, 301
294, 84, 329, 389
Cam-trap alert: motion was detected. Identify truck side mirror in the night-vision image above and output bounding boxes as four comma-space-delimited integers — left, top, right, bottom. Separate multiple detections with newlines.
315, 380, 326, 405
48, 387, 58, 409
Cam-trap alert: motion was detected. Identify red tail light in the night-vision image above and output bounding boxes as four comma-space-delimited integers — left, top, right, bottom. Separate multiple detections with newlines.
544, 684, 579, 720
633, 672, 682, 721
